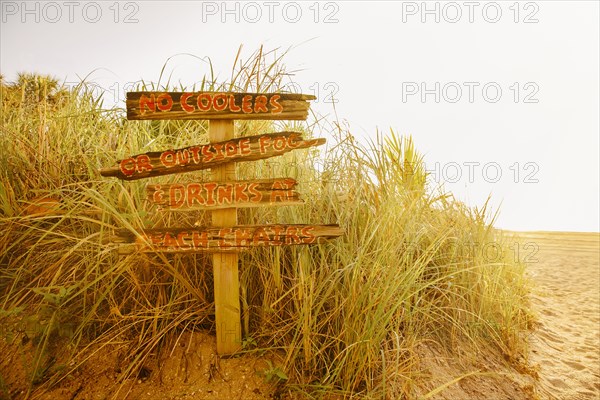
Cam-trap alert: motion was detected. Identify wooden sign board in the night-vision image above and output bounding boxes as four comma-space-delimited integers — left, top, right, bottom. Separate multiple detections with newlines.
101, 90, 339, 356
100, 132, 325, 181
127, 92, 316, 120
113, 224, 343, 253
147, 178, 302, 211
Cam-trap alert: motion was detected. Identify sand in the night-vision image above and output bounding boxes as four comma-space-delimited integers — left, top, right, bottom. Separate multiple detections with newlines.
520, 231, 600, 399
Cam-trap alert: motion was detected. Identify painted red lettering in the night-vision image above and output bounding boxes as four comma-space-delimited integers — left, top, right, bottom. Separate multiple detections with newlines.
163, 232, 178, 249
197, 93, 212, 111
239, 138, 251, 155
270, 94, 283, 113
287, 134, 301, 148
160, 151, 176, 167
259, 136, 271, 153
152, 185, 164, 205
254, 95, 268, 113
234, 228, 253, 247
270, 180, 286, 203
180, 93, 195, 113
248, 183, 261, 202
285, 226, 301, 244
300, 226, 316, 244
170, 185, 186, 209
234, 183, 249, 203
212, 93, 228, 111
217, 184, 233, 205
225, 142, 238, 157
241, 95, 253, 113
253, 227, 270, 246
189, 146, 201, 163
139, 94, 155, 114
201, 144, 214, 163
218, 228, 233, 247
177, 232, 191, 249
229, 95, 242, 112
148, 233, 163, 246
192, 231, 208, 248
176, 149, 190, 166
119, 158, 136, 177
156, 93, 173, 111
273, 136, 287, 151
204, 183, 218, 206
271, 225, 284, 245
135, 155, 153, 173
212, 144, 225, 160
187, 183, 205, 207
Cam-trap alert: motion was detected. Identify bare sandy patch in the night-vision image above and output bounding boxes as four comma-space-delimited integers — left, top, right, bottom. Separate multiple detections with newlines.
516, 231, 600, 399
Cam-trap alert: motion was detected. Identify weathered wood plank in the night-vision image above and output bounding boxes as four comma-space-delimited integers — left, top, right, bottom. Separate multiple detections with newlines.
209, 119, 241, 355
113, 224, 344, 253
147, 178, 302, 211
99, 132, 325, 181
127, 92, 315, 120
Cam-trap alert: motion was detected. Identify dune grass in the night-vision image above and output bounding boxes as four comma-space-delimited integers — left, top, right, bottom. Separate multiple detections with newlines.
0, 48, 532, 399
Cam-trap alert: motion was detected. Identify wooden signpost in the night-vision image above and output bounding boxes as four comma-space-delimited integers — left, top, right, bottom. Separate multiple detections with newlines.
100, 132, 324, 181
146, 178, 302, 211
126, 92, 314, 120
209, 119, 240, 356
100, 91, 342, 355
113, 224, 343, 253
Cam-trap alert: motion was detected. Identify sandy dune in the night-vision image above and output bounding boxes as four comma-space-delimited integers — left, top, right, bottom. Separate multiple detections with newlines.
518, 231, 600, 399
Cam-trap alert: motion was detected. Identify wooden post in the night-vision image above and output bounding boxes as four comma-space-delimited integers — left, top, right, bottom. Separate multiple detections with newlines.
102, 90, 339, 356
209, 120, 241, 355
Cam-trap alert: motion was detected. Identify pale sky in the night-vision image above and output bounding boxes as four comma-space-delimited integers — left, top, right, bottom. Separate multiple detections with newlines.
1, 0, 599, 232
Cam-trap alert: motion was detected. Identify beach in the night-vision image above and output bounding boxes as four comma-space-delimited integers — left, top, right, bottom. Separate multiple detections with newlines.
521, 231, 600, 399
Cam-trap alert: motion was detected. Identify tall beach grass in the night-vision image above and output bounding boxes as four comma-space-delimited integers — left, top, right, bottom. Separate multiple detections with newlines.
0, 48, 533, 399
